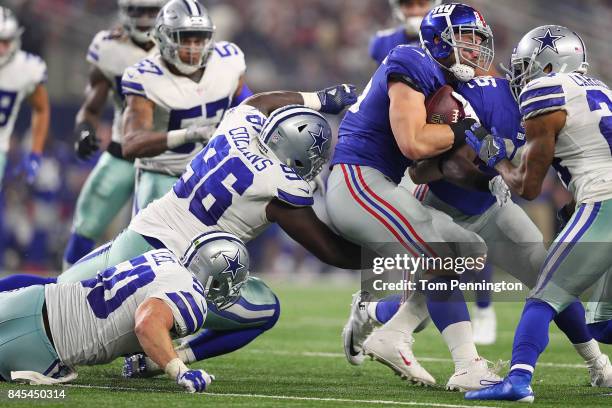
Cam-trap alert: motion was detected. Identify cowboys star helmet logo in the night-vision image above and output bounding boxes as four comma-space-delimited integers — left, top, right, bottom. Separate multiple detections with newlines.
308, 125, 328, 154
222, 251, 245, 279
532, 28, 564, 55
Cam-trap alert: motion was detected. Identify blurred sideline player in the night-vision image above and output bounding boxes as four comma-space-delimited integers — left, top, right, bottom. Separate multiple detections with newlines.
121, 0, 252, 215
346, 75, 612, 388
327, 3, 497, 390
368, 0, 498, 344
63, 0, 165, 268
370, 0, 439, 66
0, 85, 364, 370
0, 232, 251, 393
0, 6, 49, 187
463, 26, 612, 402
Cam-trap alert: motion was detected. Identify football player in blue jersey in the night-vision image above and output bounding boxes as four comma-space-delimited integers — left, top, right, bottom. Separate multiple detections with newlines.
369, 0, 440, 66
327, 3, 500, 390
368, 1, 498, 346
345, 74, 612, 390
462, 26, 612, 402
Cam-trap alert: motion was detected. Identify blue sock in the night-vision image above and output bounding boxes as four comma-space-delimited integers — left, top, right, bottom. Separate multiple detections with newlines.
0, 274, 57, 291
63, 233, 96, 265
588, 321, 612, 344
374, 294, 401, 324
187, 296, 280, 361
475, 263, 493, 308
553, 300, 592, 344
424, 276, 470, 332
509, 299, 557, 383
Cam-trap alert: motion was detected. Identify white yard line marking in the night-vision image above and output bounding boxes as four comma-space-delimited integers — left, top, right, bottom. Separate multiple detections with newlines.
54, 384, 501, 408
246, 349, 587, 369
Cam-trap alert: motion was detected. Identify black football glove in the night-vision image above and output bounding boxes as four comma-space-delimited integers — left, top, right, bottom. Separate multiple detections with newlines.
74, 122, 99, 160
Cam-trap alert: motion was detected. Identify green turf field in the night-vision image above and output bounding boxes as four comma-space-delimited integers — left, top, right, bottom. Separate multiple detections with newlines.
0, 281, 610, 407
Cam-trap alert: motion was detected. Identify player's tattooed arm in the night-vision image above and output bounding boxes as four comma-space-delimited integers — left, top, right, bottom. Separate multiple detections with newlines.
134, 297, 180, 370
244, 84, 357, 116
495, 110, 565, 200
266, 200, 368, 270
122, 95, 170, 159
388, 81, 455, 160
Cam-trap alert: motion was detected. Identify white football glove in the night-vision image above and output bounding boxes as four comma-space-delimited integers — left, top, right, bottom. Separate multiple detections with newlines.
489, 175, 511, 207
177, 369, 215, 393
309, 174, 327, 195
451, 91, 480, 123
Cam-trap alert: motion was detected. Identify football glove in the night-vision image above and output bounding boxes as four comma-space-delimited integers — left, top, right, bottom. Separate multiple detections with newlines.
177, 369, 215, 393
74, 122, 99, 160
451, 91, 480, 122
13, 152, 41, 185
465, 123, 507, 168
316, 84, 358, 114
489, 175, 511, 207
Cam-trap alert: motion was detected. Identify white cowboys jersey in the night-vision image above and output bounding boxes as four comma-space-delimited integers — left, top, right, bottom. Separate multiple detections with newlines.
45, 249, 207, 367
121, 41, 246, 176
129, 104, 314, 257
86, 30, 156, 144
0, 50, 46, 152
519, 73, 612, 204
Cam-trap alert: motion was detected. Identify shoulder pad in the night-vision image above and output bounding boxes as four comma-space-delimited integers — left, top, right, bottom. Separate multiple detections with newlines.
519, 74, 567, 120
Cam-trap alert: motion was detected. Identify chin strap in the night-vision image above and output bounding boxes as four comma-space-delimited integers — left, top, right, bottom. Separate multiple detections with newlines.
449, 63, 475, 82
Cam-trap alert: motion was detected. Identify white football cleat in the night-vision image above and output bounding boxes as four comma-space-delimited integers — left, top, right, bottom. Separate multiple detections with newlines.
589, 354, 612, 387
362, 328, 436, 386
446, 357, 502, 391
472, 305, 497, 346
342, 290, 376, 365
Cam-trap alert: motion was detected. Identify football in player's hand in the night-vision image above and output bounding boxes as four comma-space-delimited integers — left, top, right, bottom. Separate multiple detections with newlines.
425, 85, 464, 125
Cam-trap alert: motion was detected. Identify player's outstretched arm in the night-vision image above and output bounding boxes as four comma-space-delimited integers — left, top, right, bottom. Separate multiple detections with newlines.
244, 84, 357, 116
266, 199, 367, 270
494, 111, 565, 200
74, 66, 111, 160
134, 298, 213, 393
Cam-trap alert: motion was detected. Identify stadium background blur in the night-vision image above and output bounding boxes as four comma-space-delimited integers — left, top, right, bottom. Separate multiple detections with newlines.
1, 0, 611, 273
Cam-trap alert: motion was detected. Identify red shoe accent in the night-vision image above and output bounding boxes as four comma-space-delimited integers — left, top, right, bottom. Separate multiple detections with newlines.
399, 351, 412, 366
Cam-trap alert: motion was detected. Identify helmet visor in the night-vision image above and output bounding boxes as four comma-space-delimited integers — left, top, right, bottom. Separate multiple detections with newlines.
445, 25, 494, 72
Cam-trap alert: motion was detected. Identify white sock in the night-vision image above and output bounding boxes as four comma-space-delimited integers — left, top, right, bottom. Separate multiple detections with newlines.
574, 339, 602, 365
175, 336, 198, 364
366, 301, 380, 323
442, 321, 479, 371
379, 291, 429, 333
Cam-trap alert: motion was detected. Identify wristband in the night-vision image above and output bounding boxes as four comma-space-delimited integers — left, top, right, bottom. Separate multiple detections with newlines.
299, 92, 322, 111
167, 129, 188, 149
164, 358, 189, 380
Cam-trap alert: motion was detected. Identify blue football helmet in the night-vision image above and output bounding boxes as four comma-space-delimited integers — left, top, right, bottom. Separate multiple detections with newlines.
419, 3, 494, 82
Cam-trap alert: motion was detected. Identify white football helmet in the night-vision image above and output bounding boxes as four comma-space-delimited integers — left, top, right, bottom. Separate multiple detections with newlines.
154, 0, 215, 75
182, 231, 250, 310
0, 7, 23, 67
118, 0, 166, 44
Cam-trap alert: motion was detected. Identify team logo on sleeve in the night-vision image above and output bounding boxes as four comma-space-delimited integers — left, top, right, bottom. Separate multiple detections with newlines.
532, 28, 564, 55
308, 125, 328, 154
222, 251, 245, 279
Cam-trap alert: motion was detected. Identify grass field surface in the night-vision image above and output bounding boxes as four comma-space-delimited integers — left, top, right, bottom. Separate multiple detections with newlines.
0, 281, 610, 407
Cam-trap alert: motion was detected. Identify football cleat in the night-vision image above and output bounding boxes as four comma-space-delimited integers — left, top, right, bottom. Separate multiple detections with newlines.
362, 328, 436, 386
446, 357, 502, 391
342, 290, 376, 366
472, 305, 497, 345
588, 354, 612, 387
123, 353, 163, 378
464, 376, 535, 403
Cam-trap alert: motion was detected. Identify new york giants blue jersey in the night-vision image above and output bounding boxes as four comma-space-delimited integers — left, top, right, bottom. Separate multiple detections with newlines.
332, 45, 446, 183
427, 77, 525, 215
369, 26, 420, 66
